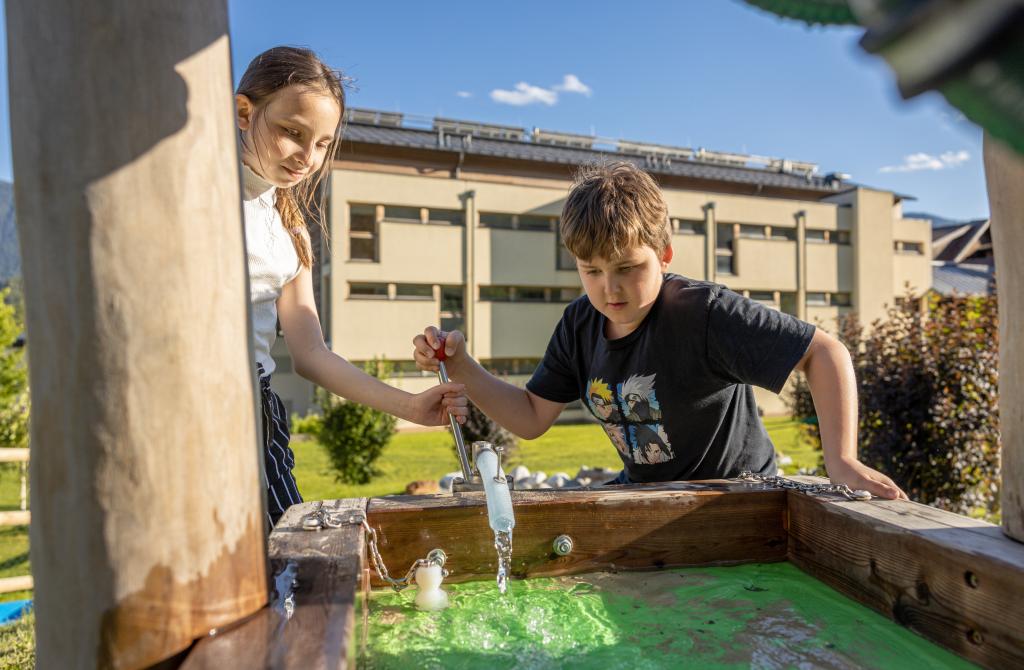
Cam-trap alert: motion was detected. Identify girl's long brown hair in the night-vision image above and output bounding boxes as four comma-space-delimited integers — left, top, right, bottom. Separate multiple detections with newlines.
236, 46, 347, 268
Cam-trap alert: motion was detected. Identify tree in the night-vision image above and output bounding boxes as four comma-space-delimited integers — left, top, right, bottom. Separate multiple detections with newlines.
788, 293, 1000, 515
0, 285, 29, 450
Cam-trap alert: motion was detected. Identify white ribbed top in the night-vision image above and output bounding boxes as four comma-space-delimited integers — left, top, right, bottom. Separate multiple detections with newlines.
243, 164, 301, 378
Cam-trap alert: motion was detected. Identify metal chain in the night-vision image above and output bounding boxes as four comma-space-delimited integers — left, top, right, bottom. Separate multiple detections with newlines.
738, 471, 872, 501
301, 501, 447, 592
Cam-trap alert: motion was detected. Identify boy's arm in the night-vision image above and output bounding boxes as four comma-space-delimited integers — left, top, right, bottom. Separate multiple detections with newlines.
414, 327, 565, 440
795, 328, 908, 500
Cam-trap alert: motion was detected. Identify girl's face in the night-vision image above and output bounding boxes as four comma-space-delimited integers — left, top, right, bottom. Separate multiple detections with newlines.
236, 84, 341, 188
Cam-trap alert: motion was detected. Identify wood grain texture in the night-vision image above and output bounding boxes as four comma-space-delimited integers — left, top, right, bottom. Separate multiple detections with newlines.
6, 2, 268, 667
183, 499, 368, 670
787, 487, 1024, 670
367, 483, 788, 585
985, 135, 1024, 542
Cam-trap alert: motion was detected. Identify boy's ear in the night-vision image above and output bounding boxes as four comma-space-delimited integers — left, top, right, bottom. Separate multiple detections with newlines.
235, 94, 253, 131
660, 244, 674, 267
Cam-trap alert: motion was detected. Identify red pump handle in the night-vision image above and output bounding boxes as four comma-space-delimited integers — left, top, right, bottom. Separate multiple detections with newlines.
434, 336, 447, 361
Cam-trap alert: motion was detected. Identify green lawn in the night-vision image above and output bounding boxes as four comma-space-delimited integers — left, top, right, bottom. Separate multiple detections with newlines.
0, 417, 817, 605
295, 416, 818, 500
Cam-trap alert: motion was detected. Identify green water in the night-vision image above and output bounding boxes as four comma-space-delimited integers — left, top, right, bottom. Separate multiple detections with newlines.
358, 562, 975, 670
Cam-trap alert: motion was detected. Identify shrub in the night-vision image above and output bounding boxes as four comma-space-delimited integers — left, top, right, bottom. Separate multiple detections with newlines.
448, 400, 519, 467
316, 359, 397, 485
787, 292, 1000, 515
290, 411, 323, 436
0, 286, 28, 451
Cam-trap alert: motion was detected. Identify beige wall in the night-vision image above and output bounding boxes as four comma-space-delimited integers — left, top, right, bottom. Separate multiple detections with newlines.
269, 167, 932, 420
475, 302, 566, 359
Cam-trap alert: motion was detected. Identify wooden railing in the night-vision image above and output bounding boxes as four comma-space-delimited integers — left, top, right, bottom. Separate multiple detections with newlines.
0, 447, 31, 595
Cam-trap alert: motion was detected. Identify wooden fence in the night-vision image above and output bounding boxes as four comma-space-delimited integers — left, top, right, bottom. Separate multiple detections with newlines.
0, 448, 31, 595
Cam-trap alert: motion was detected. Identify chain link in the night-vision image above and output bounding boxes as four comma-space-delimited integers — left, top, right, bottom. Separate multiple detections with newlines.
301, 501, 447, 592
738, 471, 872, 501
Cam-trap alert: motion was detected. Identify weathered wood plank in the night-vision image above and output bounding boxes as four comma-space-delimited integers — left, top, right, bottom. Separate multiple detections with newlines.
787, 489, 1024, 670
0, 511, 29, 526
183, 499, 367, 670
367, 484, 787, 586
7, 3, 268, 666
0, 448, 28, 463
985, 135, 1024, 542
0, 575, 33, 594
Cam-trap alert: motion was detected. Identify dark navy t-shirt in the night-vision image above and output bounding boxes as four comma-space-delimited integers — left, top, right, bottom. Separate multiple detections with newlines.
526, 274, 815, 483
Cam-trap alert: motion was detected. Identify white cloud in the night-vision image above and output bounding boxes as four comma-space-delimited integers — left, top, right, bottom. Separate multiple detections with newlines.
456, 91, 473, 98
553, 74, 592, 97
489, 74, 592, 107
879, 150, 970, 173
490, 82, 558, 106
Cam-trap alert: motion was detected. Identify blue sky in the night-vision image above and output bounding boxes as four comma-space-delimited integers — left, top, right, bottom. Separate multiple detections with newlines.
0, 1, 988, 220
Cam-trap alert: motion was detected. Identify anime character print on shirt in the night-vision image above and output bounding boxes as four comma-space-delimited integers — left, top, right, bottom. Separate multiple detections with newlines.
586, 374, 674, 465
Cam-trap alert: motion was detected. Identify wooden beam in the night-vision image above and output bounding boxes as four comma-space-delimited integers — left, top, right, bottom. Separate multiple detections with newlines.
367, 482, 788, 585
0, 511, 29, 526
984, 135, 1024, 542
0, 448, 28, 463
183, 498, 368, 670
6, 3, 267, 667
0, 575, 33, 594
787, 483, 1024, 670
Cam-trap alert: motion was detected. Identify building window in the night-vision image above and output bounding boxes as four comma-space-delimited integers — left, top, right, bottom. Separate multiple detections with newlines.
806, 229, 829, 243
518, 215, 554, 232
395, 284, 433, 300
831, 230, 851, 245
716, 223, 734, 275
830, 292, 852, 307
739, 224, 767, 239
479, 212, 515, 229
349, 204, 378, 262
440, 286, 465, 333
480, 285, 580, 303
427, 208, 464, 226
554, 287, 581, 302
557, 227, 576, 271
479, 212, 555, 231
749, 291, 775, 303
674, 219, 705, 235
779, 292, 798, 316
353, 360, 432, 378
516, 287, 546, 302
383, 205, 421, 223
771, 227, 797, 241
480, 286, 513, 302
349, 282, 388, 299
806, 292, 828, 306
895, 241, 924, 255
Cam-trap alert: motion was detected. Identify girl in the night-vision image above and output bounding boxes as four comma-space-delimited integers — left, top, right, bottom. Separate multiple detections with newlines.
235, 46, 467, 527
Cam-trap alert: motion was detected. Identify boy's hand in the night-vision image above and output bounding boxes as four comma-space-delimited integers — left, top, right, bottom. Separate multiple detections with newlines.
413, 327, 466, 372
827, 458, 908, 500
407, 381, 468, 426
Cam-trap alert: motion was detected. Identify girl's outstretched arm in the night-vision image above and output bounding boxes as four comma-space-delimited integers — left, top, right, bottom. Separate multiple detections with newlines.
277, 267, 467, 426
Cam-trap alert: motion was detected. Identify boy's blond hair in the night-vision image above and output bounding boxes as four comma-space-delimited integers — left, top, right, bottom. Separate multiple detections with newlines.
560, 161, 671, 261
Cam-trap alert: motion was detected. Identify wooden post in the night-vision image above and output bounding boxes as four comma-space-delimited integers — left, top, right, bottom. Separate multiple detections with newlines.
985, 136, 1024, 543
6, 2, 268, 667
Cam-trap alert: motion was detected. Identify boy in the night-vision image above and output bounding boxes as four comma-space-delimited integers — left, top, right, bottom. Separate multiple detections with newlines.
413, 162, 907, 500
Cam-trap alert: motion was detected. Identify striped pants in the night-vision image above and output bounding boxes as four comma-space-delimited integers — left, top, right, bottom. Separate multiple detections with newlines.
259, 366, 302, 529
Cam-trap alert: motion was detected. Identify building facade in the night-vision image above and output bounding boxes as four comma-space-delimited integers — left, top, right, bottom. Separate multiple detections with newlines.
270, 110, 933, 420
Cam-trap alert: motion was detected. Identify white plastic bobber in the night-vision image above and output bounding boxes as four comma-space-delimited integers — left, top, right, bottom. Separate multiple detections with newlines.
414, 564, 449, 611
